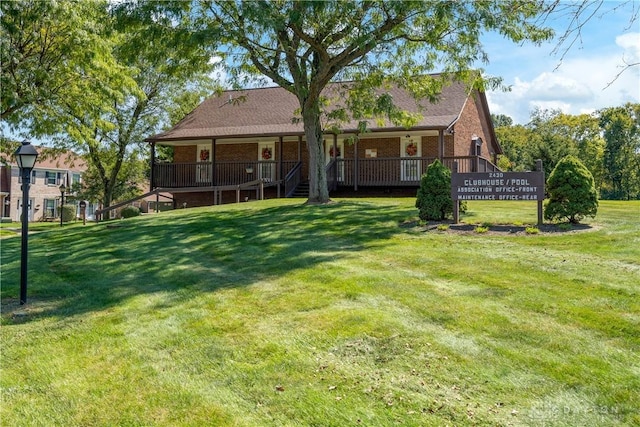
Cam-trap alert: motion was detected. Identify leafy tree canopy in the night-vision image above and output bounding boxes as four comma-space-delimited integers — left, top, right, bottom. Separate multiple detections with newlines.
157, 0, 553, 204
495, 106, 637, 200
2, 0, 220, 208
1, 0, 132, 131
599, 103, 640, 200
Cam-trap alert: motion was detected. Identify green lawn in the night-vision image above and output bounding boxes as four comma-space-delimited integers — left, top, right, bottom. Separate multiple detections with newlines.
1, 199, 638, 426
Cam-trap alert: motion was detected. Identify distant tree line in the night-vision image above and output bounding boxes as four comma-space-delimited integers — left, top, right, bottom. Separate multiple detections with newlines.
493, 103, 640, 200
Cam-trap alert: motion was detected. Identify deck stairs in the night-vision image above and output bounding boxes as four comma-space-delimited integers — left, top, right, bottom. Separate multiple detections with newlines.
288, 181, 309, 198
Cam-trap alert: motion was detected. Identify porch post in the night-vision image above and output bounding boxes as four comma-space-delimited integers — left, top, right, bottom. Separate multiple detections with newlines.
211, 139, 216, 186
149, 142, 156, 191
332, 133, 338, 191
332, 134, 337, 157
278, 136, 284, 197
438, 130, 444, 160
354, 136, 359, 191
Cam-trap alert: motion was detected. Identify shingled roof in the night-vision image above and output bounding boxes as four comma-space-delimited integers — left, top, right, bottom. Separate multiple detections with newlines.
147, 80, 473, 142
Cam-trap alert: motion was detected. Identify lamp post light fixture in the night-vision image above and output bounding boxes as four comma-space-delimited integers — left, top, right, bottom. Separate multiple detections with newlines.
59, 183, 66, 227
14, 140, 39, 305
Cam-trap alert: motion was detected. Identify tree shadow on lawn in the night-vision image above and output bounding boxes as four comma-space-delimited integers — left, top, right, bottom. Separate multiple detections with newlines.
1, 200, 414, 322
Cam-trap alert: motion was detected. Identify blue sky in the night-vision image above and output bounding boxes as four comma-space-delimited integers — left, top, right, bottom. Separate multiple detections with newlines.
481, 1, 640, 124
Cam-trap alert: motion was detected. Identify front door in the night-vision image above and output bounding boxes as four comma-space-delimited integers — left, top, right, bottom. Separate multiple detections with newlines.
196, 144, 212, 184
324, 141, 344, 182
401, 137, 421, 181
258, 142, 276, 182
325, 140, 345, 182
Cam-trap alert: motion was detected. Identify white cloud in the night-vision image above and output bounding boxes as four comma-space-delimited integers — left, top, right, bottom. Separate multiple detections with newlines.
487, 31, 640, 124
616, 32, 640, 63
528, 73, 593, 101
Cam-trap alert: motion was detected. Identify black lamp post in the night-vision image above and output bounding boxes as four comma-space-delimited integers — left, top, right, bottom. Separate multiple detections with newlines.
14, 140, 39, 305
59, 183, 66, 227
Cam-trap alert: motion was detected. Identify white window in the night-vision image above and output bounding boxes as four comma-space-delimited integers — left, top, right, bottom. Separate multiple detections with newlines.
45, 171, 59, 186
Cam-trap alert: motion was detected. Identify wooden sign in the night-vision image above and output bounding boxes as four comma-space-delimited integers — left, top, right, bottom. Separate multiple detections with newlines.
451, 160, 545, 224
452, 171, 545, 201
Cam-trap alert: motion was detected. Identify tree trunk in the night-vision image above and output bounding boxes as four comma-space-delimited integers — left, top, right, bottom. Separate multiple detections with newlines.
102, 180, 113, 212
303, 108, 330, 204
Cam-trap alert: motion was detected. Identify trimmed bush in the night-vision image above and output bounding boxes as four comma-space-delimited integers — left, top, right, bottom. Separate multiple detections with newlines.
120, 205, 141, 219
61, 205, 76, 223
544, 155, 598, 224
416, 159, 453, 221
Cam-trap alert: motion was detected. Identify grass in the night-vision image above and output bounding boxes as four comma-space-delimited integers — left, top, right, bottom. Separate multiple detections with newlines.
1, 199, 639, 426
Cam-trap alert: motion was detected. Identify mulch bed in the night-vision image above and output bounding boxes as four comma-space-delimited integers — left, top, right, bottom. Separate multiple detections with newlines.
402, 221, 595, 235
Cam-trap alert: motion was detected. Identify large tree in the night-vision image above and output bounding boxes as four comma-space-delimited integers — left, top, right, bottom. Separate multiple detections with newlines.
495, 109, 605, 191
2, 1, 218, 208
182, 0, 552, 204
599, 103, 640, 200
1, 0, 121, 124
71, 5, 218, 208
494, 122, 534, 172
546, 112, 605, 192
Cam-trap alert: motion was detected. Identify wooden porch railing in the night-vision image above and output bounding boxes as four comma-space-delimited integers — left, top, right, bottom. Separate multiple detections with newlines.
326, 159, 338, 191
153, 160, 299, 189
336, 156, 500, 187
152, 156, 499, 190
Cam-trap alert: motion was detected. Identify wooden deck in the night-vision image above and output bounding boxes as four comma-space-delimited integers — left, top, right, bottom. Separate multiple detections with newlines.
152, 156, 499, 191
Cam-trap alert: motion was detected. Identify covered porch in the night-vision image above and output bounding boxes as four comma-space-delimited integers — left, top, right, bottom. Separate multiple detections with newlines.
150, 154, 499, 197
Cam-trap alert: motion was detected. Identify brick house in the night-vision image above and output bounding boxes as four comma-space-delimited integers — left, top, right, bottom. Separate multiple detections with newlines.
146, 76, 501, 207
1, 148, 98, 222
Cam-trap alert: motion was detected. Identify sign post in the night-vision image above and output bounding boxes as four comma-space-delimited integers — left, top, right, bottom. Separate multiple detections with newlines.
535, 159, 544, 225
451, 160, 545, 225
452, 162, 460, 224
79, 200, 87, 225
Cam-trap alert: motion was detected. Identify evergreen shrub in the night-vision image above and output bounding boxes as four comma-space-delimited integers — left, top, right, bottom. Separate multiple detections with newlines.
544, 155, 598, 224
120, 205, 141, 219
61, 205, 75, 223
416, 159, 453, 221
